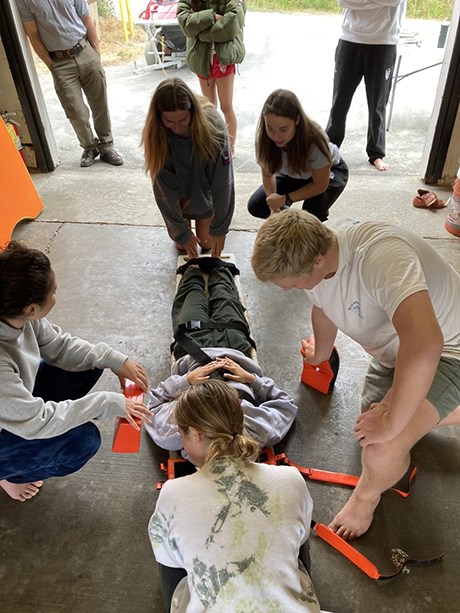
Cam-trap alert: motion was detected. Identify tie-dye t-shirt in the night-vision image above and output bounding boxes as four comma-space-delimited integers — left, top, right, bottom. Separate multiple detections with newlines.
149, 456, 320, 612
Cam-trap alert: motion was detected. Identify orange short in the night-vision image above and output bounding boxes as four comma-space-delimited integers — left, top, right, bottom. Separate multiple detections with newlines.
198, 54, 235, 80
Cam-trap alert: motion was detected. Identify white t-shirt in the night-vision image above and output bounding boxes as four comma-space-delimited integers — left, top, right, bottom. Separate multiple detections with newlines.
306, 221, 460, 367
149, 457, 320, 613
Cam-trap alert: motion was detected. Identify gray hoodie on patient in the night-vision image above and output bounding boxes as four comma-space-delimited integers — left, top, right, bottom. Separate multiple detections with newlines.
145, 348, 298, 453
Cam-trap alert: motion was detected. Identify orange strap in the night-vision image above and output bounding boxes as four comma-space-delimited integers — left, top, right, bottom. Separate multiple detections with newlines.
312, 521, 381, 579
312, 520, 444, 580
273, 451, 417, 497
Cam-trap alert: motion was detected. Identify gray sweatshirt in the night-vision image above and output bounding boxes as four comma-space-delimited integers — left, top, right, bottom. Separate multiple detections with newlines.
153, 110, 235, 246
339, 0, 406, 46
145, 348, 298, 452
0, 318, 128, 439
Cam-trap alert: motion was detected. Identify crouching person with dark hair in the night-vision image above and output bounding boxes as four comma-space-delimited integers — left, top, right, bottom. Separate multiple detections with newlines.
0, 241, 151, 502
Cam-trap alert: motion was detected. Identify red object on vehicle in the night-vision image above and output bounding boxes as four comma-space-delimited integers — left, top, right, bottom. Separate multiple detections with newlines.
139, 0, 177, 21
112, 380, 144, 453
138, 1, 159, 20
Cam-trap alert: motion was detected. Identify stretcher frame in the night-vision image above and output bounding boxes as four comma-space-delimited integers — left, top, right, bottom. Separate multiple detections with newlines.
115, 261, 443, 580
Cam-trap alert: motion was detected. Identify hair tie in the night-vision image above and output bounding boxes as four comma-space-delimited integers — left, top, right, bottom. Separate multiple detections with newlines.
231, 432, 238, 441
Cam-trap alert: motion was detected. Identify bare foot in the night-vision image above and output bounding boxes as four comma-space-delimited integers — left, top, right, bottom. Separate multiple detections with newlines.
0, 479, 44, 502
371, 158, 389, 171
328, 492, 380, 540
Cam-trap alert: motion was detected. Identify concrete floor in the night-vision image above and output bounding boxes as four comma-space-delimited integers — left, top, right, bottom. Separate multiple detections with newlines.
2, 12, 459, 613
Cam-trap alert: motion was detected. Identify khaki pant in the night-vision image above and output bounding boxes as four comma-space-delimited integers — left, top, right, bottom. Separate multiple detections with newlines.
50, 40, 114, 152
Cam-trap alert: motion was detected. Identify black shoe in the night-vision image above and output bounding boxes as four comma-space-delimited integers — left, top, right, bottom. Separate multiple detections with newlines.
80, 149, 99, 167
100, 149, 124, 166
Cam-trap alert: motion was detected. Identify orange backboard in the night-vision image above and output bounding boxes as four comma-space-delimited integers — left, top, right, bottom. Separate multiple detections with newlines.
0, 119, 43, 247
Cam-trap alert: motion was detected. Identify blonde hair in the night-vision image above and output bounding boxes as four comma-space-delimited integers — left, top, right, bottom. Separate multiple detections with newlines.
142, 77, 226, 181
174, 380, 260, 465
251, 209, 335, 281
256, 89, 332, 175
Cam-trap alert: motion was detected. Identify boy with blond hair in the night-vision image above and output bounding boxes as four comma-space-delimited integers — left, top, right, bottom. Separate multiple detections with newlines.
252, 209, 460, 539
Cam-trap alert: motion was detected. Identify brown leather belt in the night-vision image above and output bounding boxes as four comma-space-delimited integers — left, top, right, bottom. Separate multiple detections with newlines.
49, 39, 86, 60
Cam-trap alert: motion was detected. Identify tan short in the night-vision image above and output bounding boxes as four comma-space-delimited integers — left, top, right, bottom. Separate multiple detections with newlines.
361, 356, 460, 421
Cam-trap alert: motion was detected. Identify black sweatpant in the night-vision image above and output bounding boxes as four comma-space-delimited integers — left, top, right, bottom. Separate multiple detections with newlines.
326, 39, 397, 163
247, 157, 349, 221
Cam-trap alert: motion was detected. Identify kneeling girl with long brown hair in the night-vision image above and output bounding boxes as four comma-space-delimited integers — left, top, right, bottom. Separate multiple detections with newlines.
142, 77, 234, 259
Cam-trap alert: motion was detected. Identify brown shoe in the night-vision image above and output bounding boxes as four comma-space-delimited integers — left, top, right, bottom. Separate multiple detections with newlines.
413, 189, 445, 209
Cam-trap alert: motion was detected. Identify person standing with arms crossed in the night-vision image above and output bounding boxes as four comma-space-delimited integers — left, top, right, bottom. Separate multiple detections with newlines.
177, 0, 246, 157
326, 0, 407, 171
16, 0, 124, 168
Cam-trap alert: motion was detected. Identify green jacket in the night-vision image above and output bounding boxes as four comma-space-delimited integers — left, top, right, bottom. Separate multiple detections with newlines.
177, 0, 246, 78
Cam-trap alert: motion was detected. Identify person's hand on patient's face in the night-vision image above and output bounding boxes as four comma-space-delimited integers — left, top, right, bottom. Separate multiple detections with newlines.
187, 359, 226, 385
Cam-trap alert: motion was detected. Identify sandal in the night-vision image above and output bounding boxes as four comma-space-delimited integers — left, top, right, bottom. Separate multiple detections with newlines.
413, 189, 446, 209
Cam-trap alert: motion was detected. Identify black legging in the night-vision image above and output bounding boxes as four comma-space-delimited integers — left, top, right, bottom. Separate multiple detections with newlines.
247, 157, 349, 221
